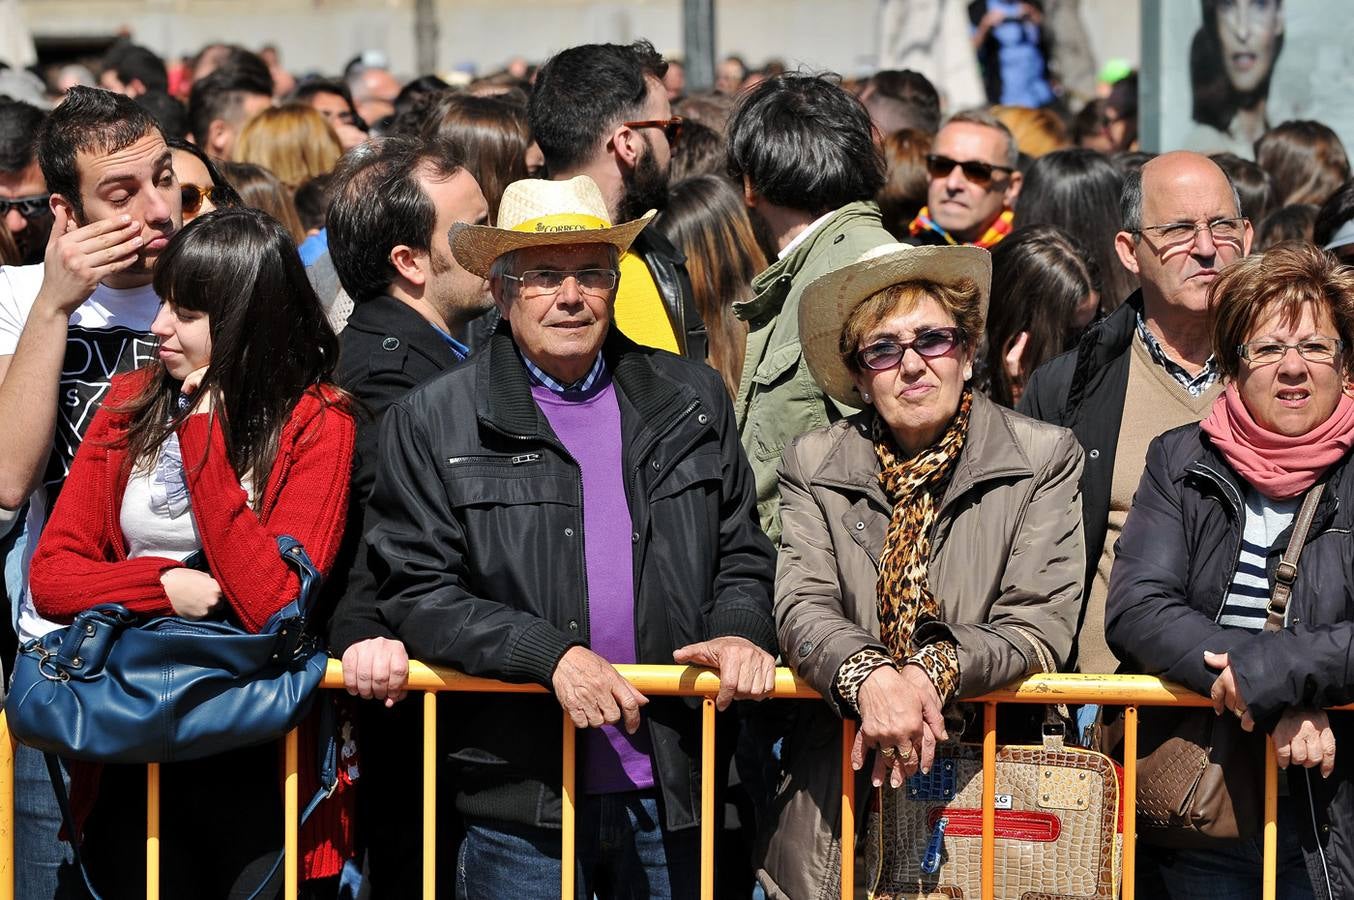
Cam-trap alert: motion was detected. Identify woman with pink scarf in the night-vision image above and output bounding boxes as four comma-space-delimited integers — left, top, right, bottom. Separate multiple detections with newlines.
1107, 242, 1354, 899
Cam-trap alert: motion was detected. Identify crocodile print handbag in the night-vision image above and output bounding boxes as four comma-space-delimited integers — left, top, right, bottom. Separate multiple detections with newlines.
866, 737, 1123, 900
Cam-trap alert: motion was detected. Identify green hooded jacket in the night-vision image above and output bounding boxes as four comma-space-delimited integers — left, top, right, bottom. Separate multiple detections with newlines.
733, 201, 895, 543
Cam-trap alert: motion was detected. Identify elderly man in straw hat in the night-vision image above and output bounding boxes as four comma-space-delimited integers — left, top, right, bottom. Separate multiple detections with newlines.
359, 174, 777, 897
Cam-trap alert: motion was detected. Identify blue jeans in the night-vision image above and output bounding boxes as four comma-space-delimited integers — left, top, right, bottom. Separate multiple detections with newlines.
456, 791, 699, 900
12, 742, 79, 899
1137, 799, 1317, 899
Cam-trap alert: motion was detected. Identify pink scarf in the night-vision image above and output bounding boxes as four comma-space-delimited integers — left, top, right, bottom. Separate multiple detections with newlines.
1200, 384, 1354, 499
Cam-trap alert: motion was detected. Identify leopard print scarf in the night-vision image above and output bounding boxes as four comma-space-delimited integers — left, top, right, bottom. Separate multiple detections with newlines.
872, 389, 972, 701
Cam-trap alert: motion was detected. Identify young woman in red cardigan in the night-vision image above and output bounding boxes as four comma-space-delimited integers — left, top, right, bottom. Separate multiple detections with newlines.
28, 207, 356, 899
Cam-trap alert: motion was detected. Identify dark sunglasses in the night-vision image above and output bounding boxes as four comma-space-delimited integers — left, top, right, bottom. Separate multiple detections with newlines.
0, 194, 51, 218
622, 115, 684, 145
855, 327, 966, 371
925, 154, 1014, 186
180, 183, 226, 217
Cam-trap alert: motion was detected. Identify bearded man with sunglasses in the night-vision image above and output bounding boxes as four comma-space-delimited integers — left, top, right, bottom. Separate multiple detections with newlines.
909, 109, 1022, 248
1019, 151, 1253, 684
529, 39, 705, 363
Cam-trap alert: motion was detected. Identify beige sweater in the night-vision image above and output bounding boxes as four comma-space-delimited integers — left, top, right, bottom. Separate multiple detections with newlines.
1079, 334, 1222, 674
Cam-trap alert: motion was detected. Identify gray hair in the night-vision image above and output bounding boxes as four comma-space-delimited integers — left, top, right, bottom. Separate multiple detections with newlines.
942, 108, 1019, 170
1121, 162, 1244, 233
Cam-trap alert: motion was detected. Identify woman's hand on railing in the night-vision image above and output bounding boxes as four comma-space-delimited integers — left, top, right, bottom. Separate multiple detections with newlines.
1273, 708, 1337, 778
672, 636, 776, 711
1204, 650, 1249, 722
160, 567, 223, 619
341, 637, 410, 707
853, 664, 948, 789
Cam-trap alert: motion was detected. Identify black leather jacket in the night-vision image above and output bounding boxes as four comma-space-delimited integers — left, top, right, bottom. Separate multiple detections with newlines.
633, 228, 707, 362
361, 326, 775, 832
1108, 424, 1354, 898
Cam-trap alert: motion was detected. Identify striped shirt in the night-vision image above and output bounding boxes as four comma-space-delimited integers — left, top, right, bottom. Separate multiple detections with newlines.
1219, 491, 1300, 632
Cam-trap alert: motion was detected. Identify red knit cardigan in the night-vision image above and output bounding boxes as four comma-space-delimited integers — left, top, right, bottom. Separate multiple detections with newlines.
30, 369, 354, 631
27, 368, 358, 879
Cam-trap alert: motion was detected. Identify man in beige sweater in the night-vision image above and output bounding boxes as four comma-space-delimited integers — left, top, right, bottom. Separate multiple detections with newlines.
1020, 152, 1254, 687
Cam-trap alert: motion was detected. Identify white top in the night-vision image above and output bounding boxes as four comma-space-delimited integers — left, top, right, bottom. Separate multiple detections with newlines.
1218, 491, 1300, 632
0, 263, 162, 641
777, 211, 837, 260
120, 454, 201, 563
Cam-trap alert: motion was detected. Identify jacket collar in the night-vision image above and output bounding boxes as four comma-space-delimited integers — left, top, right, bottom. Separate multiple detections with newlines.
345, 294, 464, 366
809, 390, 1034, 510
1187, 432, 1347, 532
474, 323, 694, 443
735, 201, 883, 324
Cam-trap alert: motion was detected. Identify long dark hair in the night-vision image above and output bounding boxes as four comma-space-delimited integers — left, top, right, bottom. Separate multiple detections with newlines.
118, 208, 343, 504
1190, 0, 1283, 134
652, 175, 765, 397
981, 225, 1101, 408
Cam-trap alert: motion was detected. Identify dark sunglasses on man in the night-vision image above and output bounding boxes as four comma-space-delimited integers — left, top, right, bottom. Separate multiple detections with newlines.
925, 154, 1015, 188
180, 184, 229, 217
621, 115, 684, 146
0, 194, 51, 219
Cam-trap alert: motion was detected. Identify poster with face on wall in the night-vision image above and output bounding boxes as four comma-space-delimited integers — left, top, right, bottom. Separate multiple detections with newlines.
1151, 0, 1354, 160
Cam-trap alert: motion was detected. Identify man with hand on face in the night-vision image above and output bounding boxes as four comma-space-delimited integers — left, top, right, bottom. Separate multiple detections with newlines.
358, 175, 776, 899
908, 109, 1022, 248
0, 84, 180, 898
530, 39, 705, 361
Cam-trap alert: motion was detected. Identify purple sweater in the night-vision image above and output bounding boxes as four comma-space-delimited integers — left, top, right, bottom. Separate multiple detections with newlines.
532, 377, 655, 794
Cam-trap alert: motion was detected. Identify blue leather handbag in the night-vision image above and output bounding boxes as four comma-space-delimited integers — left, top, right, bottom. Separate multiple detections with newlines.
4, 534, 328, 763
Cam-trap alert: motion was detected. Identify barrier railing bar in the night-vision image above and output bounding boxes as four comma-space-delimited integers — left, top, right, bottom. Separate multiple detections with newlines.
146, 763, 160, 900
700, 698, 716, 899
1122, 705, 1138, 900
980, 702, 997, 900
285, 728, 299, 900
0, 715, 12, 900
561, 715, 576, 899
423, 691, 437, 900
839, 720, 856, 900
1263, 741, 1278, 900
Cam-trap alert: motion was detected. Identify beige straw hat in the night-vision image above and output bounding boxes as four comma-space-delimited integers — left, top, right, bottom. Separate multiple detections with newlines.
799, 242, 992, 408
450, 175, 654, 278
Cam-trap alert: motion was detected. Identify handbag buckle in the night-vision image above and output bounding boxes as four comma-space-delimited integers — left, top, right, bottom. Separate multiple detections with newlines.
1275, 560, 1298, 585
36, 650, 71, 683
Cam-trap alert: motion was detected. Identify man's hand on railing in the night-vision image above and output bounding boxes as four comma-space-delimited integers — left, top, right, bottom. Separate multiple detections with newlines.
341, 637, 410, 707
672, 636, 776, 711
1273, 708, 1337, 778
853, 663, 949, 790
553, 646, 650, 733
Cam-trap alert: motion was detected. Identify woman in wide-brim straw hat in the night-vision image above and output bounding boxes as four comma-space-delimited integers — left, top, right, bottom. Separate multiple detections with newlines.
755, 242, 1088, 899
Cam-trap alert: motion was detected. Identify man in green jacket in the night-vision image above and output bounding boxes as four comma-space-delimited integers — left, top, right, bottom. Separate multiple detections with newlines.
727, 74, 895, 543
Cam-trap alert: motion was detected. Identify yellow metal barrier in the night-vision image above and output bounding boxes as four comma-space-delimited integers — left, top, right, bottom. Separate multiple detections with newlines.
0, 665, 1297, 899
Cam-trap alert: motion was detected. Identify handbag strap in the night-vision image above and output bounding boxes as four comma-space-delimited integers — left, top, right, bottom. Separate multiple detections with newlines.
1265, 482, 1325, 632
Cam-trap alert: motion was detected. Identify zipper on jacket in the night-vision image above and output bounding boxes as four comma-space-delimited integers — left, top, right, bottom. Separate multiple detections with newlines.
1304, 768, 1335, 898
1189, 462, 1249, 624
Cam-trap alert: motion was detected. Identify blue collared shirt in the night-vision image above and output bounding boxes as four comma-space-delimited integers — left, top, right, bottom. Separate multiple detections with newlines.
428, 323, 471, 361
520, 350, 606, 395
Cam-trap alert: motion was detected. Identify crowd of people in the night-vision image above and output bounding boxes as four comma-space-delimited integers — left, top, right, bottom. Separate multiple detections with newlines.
2, 15, 1354, 900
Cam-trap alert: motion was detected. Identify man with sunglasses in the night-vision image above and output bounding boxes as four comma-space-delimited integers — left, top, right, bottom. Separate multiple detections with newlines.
0, 97, 52, 266
529, 39, 705, 363
1019, 151, 1252, 685
353, 175, 775, 898
909, 109, 1022, 248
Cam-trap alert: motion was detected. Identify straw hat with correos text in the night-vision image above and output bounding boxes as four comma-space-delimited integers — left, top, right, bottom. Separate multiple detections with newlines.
799, 242, 992, 409
449, 175, 654, 278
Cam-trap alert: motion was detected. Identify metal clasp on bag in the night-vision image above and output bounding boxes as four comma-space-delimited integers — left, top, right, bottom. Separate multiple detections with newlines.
34, 648, 71, 682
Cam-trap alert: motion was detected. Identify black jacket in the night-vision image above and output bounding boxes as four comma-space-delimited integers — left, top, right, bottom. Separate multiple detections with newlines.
633, 228, 707, 362
361, 326, 776, 832
1018, 291, 1141, 595
326, 296, 466, 652
1107, 424, 1354, 898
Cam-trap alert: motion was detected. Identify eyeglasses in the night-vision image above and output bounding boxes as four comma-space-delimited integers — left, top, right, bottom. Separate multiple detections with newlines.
925, 154, 1015, 187
0, 194, 50, 218
855, 327, 967, 371
621, 116, 684, 145
1237, 337, 1344, 366
180, 184, 226, 217
501, 268, 620, 297
1133, 217, 1248, 249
